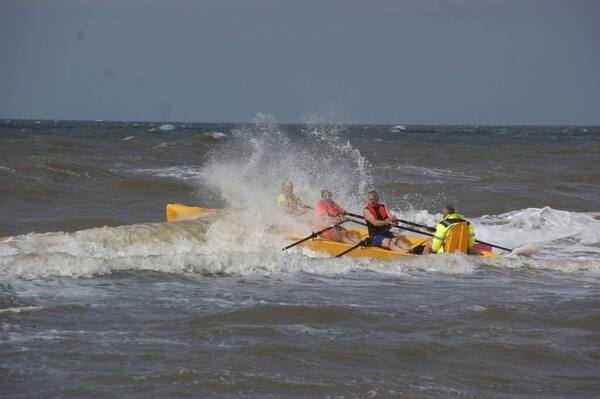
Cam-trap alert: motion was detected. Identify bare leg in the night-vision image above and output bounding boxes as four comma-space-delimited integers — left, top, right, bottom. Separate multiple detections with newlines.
327, 229, 361, 245
341, 231, 361, 245
394, 235, 411, 249
390, 238, 410, 252
422, 239, 433, 255
381, 238, 409, 253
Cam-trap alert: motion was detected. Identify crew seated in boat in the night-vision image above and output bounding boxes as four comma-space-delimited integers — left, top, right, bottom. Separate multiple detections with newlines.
421, 205, 478, 255
363, 190, 411, 253
314, 190, 361, 245
276, 181, 306, 215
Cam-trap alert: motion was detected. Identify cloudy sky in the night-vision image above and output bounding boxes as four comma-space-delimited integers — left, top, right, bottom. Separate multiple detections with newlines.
1, 0, 598, 124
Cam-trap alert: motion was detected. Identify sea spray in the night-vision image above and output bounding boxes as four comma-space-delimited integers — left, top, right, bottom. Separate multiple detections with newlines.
199, 114, 372, 214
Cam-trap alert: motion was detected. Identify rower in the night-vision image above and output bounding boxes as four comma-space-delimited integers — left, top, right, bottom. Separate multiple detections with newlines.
422, 205, 478, 255
314, 190, 360, 245
363, 190, 411, 253
276, 181, 306, 215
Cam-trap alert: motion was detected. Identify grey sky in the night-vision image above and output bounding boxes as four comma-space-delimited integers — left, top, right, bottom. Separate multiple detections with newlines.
1, 0, 598, 124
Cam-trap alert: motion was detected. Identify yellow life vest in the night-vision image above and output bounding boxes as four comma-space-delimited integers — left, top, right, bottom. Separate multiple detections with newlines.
431, 213, 476, 254
276, 193, 285, 205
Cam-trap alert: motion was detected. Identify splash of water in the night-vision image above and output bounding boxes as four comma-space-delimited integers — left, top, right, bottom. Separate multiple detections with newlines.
1, 206, 600, 280
201, 114, 371, 209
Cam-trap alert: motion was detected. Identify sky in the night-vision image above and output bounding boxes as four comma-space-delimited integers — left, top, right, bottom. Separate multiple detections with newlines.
1, 0, 599, 125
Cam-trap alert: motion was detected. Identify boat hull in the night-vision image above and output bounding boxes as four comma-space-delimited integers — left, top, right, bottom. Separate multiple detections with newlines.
165, 203, 499, 258
290, 227, 498, 258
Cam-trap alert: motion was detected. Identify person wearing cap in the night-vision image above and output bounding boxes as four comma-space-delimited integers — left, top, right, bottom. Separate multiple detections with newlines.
421, 205, 477, 255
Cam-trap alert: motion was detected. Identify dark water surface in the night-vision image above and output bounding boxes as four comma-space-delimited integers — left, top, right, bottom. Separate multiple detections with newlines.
1, 120, 599, 398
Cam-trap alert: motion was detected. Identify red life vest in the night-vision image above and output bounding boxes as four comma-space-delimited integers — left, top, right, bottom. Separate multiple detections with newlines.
316, 199, 343, 218
365, 203, 390, 237
365, 203, 389, 220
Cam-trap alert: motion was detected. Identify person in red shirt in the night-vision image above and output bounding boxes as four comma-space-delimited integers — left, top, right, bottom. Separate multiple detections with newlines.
314, 190, 360, 245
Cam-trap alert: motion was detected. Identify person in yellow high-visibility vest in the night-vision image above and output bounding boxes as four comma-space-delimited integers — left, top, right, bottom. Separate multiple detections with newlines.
422, 205, 477, 255
276, 181, 306, 215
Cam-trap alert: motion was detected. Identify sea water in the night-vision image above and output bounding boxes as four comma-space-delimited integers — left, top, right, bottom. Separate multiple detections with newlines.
1, 119, 599, 398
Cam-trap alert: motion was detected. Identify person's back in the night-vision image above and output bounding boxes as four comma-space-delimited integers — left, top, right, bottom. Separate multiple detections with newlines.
439, 216, 472, 253
423, 206, 476, 255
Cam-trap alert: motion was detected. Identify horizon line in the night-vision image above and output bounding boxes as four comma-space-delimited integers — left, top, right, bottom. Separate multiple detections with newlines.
1, 117, 599, 128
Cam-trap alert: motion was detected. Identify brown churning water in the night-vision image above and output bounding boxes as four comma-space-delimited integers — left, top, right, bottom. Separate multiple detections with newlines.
1, 120, 599, 398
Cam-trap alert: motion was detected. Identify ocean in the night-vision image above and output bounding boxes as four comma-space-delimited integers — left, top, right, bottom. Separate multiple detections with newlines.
1, 118, 599, 398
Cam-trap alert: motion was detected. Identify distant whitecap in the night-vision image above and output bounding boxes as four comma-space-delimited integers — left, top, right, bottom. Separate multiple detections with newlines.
159, 124, 176, 131
204, 131, 226, 139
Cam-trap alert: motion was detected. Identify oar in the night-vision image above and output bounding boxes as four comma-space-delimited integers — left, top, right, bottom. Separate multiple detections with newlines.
392, 222, 513, 252
282, 222, 346, 251
348, 211, 435, 237
335, 238, 369, 257
471, 239, 512, 252
346, 218, 367, 227
347, 212, 435, 232
392, 223, 435, 237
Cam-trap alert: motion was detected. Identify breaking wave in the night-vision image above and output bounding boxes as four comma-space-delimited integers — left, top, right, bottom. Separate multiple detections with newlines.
1, 206, 599, 280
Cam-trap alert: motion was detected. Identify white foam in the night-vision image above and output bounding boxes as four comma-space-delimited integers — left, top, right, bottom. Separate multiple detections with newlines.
0, 306, 43, 314
158, 123, 175, 131
2, 206, 599, 280
203, 131, 226, 139
473, 207, 600, 259
135, 166, 205, 182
